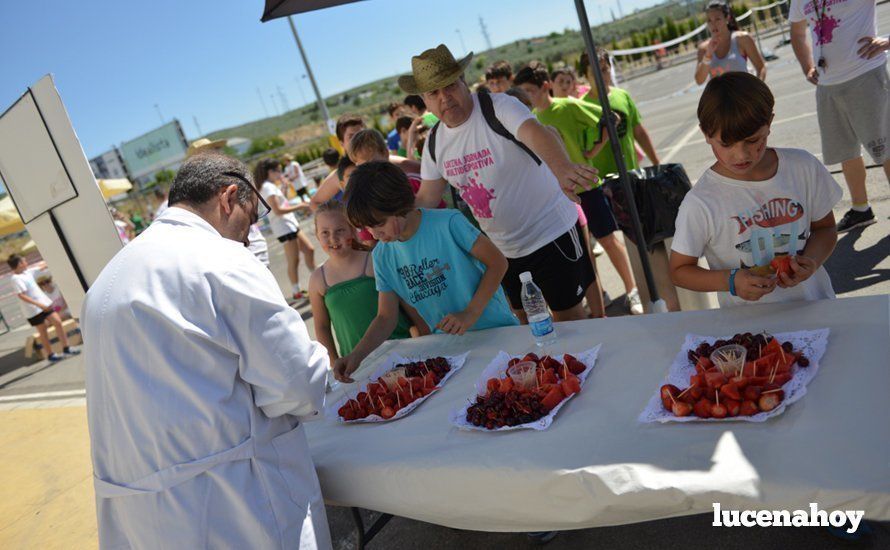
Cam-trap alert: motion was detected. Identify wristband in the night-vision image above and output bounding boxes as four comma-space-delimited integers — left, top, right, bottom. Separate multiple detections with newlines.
728, 269, 739, 296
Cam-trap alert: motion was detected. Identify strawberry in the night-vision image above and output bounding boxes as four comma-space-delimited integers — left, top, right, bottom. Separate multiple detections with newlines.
566, 358, 586, 375
739, 400, 759, 416
660, 384, 681, 401
672, 401, 693, 417
770, 255, 793, 278
724, 398, 741, 417
705, 371, 727, 389
380, 406, 396, 419
758, 392, 782, 412
541, 385, 565, 410
693, 399, 712, 418
498, 377, 515, 393
486, 378, 500, 393
541, 355, 561, 371
689, 374, 704, 388
695, 356, 714, 374
507, 358, 522, 368
542, 368, 558, 385
710, 402, 728, 418
560, 377, 581, 396
743, 385, 762, 401
522, 353, 540, 363
720, 383, 741, 402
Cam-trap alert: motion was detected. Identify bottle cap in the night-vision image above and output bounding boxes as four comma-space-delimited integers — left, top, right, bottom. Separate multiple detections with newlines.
519, 271, 532, 283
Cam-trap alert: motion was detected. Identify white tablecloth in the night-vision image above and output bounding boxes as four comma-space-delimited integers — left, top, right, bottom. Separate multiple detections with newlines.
304, 295, 890, 531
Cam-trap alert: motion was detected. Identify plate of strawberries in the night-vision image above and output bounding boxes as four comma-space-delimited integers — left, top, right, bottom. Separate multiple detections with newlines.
639, 330, 829, 423
328, 352, 469, 423
450, 345, 600, 431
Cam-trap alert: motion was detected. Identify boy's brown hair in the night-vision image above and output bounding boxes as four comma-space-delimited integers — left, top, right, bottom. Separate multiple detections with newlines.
335, 114, 365, 142
485, 60, 513, 81
395, 116, 414, 133
347, 129, 388, 160
343, 161, 415, 228
579, 48, 611, 78
698, 72, 775, 145
512, 61, 550, 88
6, 254, 22, 270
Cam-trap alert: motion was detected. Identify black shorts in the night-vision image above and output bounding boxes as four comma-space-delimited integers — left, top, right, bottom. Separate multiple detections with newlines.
502, 223, 596, 312
27, 310, 52, 326
277, 230, 299, 243
579, 187, 618, 239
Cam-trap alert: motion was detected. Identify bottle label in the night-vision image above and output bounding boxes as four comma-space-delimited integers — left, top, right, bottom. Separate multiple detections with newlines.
529, 316, 554, 338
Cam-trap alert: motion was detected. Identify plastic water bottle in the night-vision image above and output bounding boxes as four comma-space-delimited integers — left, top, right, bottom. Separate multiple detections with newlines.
519, 271, 557, 348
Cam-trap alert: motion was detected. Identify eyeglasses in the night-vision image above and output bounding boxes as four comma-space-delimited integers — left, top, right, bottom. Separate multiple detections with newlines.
223, 171, 270, 221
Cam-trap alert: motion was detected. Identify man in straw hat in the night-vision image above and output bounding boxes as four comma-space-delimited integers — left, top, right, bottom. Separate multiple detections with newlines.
408, 44, 599, 323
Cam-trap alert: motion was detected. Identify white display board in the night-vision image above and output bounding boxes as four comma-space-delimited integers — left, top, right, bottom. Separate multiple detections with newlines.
0, 75, 123, 317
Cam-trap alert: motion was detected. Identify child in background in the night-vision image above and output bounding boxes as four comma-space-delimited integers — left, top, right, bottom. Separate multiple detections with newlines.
348, 129, 446, 208
485, 60, 514, 93
670, 73, 841, 306
308, 201, 421, 365
256, 158, 315, 300
394, 116, 414, 158
332, 162, 518, 382
8, 255, 79, 361
580, 49, 660, 171
550, 66, 587, 99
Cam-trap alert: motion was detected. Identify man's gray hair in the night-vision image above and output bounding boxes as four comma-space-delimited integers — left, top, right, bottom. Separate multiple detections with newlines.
168, 153, 254, 208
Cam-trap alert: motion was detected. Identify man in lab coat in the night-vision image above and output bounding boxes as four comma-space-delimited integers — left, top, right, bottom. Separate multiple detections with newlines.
82, 152, 332, 549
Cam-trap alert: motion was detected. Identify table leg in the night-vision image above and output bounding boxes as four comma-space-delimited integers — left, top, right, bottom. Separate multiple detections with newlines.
350, 507, 394, 549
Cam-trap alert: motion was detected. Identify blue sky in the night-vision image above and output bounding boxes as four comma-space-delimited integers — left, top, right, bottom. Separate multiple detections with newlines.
1, 0, 662, 158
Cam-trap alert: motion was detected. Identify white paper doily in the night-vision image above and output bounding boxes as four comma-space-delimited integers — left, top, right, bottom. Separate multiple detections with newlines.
325, 352, 469, 424
638, 329, 829, 423
450, 345, 601, 432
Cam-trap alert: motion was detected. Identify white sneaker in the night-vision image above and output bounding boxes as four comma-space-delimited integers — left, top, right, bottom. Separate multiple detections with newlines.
592, 242, 605, 257
625, 288, 644, 315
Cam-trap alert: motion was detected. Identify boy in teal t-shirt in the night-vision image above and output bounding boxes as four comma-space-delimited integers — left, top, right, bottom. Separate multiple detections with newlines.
580, 49, 661, 177
332, 161, 518, 383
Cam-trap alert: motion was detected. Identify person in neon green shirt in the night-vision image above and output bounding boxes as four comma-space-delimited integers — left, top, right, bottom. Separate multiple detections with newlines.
514, 64, 612, 187
580, 48, 661, 177
515, 61, 645, 316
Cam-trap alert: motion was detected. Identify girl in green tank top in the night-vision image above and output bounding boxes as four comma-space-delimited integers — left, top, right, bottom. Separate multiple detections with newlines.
308, 201, 414, 362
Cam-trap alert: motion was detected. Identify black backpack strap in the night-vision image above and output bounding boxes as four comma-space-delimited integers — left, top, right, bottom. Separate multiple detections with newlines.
477, 89, 542, 165
428, 121, 440, 164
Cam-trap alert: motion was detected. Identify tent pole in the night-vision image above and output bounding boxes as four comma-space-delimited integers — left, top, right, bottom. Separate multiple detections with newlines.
287, 16, 335, 136
573, 0, 663, 309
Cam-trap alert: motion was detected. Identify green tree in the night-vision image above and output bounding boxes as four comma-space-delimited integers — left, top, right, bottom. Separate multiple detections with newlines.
247, 136, 285, 156
664, 16, 679, 40
153, 169, 175, 186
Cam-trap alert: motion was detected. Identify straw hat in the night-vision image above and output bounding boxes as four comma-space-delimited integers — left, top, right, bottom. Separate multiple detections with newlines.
398, 44, 473, 95
186, 137, 228, 157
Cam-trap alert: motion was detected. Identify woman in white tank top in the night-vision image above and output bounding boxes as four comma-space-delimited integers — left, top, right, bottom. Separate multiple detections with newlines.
695, 0, 767, 85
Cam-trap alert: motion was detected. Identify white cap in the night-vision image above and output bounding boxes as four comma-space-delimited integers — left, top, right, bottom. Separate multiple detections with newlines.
519, 271, 533, 283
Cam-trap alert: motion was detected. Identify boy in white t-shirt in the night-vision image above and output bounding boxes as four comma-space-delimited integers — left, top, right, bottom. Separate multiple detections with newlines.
670, 73, 842, 307
8, 255, 80, 361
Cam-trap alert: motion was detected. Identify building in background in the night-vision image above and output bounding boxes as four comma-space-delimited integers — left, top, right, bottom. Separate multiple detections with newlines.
118, 120, 189, 187
89, 148, 130, 180
227, 137, 251, 156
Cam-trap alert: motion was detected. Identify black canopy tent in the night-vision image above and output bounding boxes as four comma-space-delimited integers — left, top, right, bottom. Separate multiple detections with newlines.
261, 0, 664, 310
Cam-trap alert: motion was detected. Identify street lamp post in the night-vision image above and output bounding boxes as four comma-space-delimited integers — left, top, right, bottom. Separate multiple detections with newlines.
287, 16, 335, 136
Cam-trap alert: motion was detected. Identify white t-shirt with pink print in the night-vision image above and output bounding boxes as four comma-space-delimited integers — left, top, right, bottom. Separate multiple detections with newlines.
421, 92, 577, 259
789, 0, 886, 86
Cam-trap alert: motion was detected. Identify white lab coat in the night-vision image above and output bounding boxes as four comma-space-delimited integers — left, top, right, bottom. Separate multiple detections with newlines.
82, 207, 332, 549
